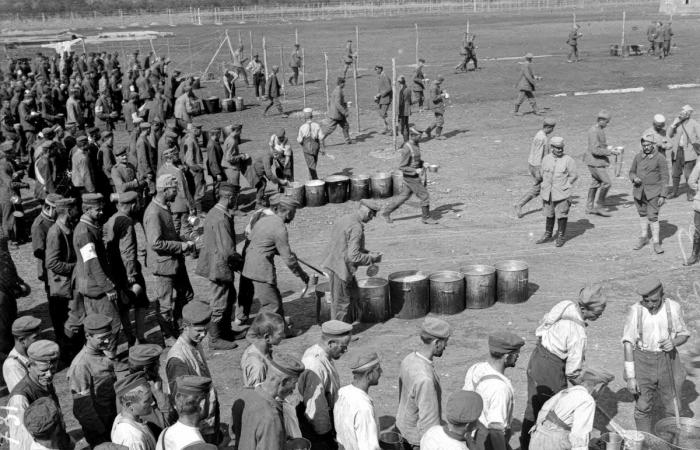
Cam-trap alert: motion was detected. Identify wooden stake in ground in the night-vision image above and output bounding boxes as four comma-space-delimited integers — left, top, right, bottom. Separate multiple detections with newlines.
295, 28, 299, 45
355, 25, 360, 73
263, 36, 269, 80
280, 45, 286, 104
392, 58, 397, 150
324, 52, 330, 114
353, 54, 360, 133
467, 19, 470, 34
573, 12, 576, 27
302, 48, 306, 109
249, 31, 253, 58
621, 11, 626, 52
415, 23, 419, 65
238, 30, 242, 45
149, 39, 157, 59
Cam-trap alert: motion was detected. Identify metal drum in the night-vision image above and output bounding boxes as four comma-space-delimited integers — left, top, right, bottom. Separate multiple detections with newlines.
235, 96, 244, 111
305, 180, 327, 207
388, 270, 429, 319
357, 278, 390, 322
315, 282, 331, 324
222, 98, 236, 112
350, 174, 371, 201
429, 271, 465, 315
203, 97, 221, 114
495, 260, 529, 304
462, 264, 496, 309
379, 431, 403, 450
285, 182, 305, 207
391, 170, 404, 195
325, 175, 349, 203
371, 172, 393, 199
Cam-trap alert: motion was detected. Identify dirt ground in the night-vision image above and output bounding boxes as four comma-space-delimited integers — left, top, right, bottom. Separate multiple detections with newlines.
4, 7, 700, 449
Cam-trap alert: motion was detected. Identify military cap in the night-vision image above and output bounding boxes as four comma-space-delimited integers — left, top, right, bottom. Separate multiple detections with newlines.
161, 147, 178, 158
349, 351, 380, 372
360, 199, 381, 212
113, 145, 128, 156
156, 173, 178, 189
101, 130, 113, 139
303, 107, 313, 118
278, 196, 302, 210
116, 191, 139, 204
549, 136, 564, 148
55, 197, 77, 209
374, 65, 383, 70
653, 114, 666, 124
524, 52, 534, 59
268, 193, 282, 206
27, 340, 60, 362
446, 390, 483, 424
82, 193, 104, 207
129, 344, 163, 367
269, 354, 305, 377
578, 283, 606, 307
421, 317, 451, 339
40, 126, 54, 136
435, 75, 445, 83
165, 130, 179, 139
635, 276, 663, 296
219, 182, 238, 196
115, 371, 149, 397
12, 316, 42, 337
397, 75, 406, 84
321, 320, 353, 336
642, 133, 657, 144
597, 110, 611, 120
83, 313, 112, 334
176, 375, 212, 396
181, 443, 217, 450
682, 104, 694, 113
139, 122, 151, 129
276, 128, 286, 138
579, 367, 615, 385
44, 193, 63, 208
209, 126, 222, 134
488, 332, 525, 354
0, 141, 14, 153
543, 117, 556, 127
129, 92, 139, 99
182, 301, 211, 326
23, 397, 60, 439
75, 135, 88, 144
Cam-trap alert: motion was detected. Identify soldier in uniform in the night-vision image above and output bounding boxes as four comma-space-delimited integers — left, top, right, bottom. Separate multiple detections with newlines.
642, 114, 673, 157
412, 59, 426, 111
668, 105, 700, 200
397, 75, 412, 143
662, 21, 674, 57
157, 148, 195, 238
246, 55, 266, 101
423, 76, 446, 140
22, 396, 69, 450
289, 44, 303, 86
205, 127, 224, 199
2, 316, 41, 392
135, 122, 156, 202
264, 65, 287, 118
221, 124, 248, 191
373, 65, 392, 134
323, 77, 353, 146
421, 391, 483, 450
646, 20, 658, 55
182, 123, 205, 214
342, 40, 356, 79
566, 24, 583, 62
98, 130, 116, 194
514, 118, 556, 218
129, 344, 174, 436
158, 127, 180, 170
514, 53, 541, 116
156, 376, 212, 450
654, 22, 664, 60
296, 108, 325, 180
71, 134, 97, 196
584, 110, 620, 217
30, 194, 60, 301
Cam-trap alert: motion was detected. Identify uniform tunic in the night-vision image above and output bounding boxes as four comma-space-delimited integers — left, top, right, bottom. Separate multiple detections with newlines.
231, 386, 286, 450
298, 343, 341, 436
395, 352, 442, 445
30, 212, 54, 284
529, 386, 594, 450
333, 384, 381, 450
420, 425, 469, 450
70, 147, 96, 193
540, 154, 576, 218
2, 348, 29, 392
111, 413, 157, 450
629, 150, 668, 221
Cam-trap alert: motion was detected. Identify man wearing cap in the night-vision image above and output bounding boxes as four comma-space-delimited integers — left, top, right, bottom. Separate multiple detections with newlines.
222, 70, 238, 100
463, 332, 524, 450
421, 391, 483, 450
334, 352, 383, 450
232, 353, 305, 449
297, 108, 325, 180
31, 194, 60, 297
514, 53, 540, 116
23, 396, 67, 450
242, 196, 309, 330
584, 110, 620, 217
95, 88, 116, 131
3, 316, 41, 392
144, 173, 195, 343
205, 127, 224, 198
98, 131, 116, 191
123, 92, 140, 133
324, 77, 354, 146
112, 144, 147, 202
622, 277, 689, 433
264, 65, 287, 118
566, 24, 583, 62
643, 114, 673, 158
423, 76, 447, 140
18, 91, 39, 161
111, 372, 158, 450
68, 314, 118, 446
104, 191, 149, 346
530, 367, 614, 449
8, 340, 69, 450
182, 123, 205, 214
135, 122, 156, 196
221, 124, 247, 193
71, 134, 97, 195
166, 302, 220, 444
65, 87, 83, 133
520, 284, 606, 450
195, 182, 243, 350
246, 54, 266, 101
231, 44, 250, 86
629, 133, 669, 253
158, 127, 180, 170
536, 136, 577, 247
373, 65, 392, 134
157, 147, 196, 237
297, 320, 353, 446
156, 375, 212, 450
514, 118, 556, 218
288, 44, 303, 86
129, 344, 174, 435
174, 87, 196, 131
397, 75, 412, 143
396, 317, 451, 448
269, 128, 294, 185
669, 105, 700, 201
322, 200, 382, 323
342, 40, 357, 79
413, 59, 426, 111
0, 141, 27, 247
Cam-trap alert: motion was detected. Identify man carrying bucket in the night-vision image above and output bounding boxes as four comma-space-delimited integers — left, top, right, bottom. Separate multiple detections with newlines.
520, 284, 607, 450
321, 199, 382, 324
622, 277, 689, 433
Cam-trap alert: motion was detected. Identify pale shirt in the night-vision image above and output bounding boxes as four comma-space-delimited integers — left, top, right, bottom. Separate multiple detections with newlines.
269, 135, 292, 158
527, 129, 549, 167
462, 362, 513, 430
3, 348, 30, 392
30, 443, 59, 450
333, 385, 380, 450
299, 343, 341, 435
111, 413, 157, 450
535, 385, 594, 450
297, 121, 324, 143
621, 299, 689, 352
8, 393, 33, 450
535, 300, 587, 378
419, 425, 468, 450
155, 421, 203, 450
246, 60, 264, 75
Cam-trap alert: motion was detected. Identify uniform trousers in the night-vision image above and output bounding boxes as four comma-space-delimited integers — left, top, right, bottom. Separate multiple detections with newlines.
188, 166, 205, 211
567, 44, 579, 60
399, 116, 410, 142
264, 97, 284, 115
527, 164, 543, 198
253, 73, 265, 98
328, 270, 359, 324
515, 90, 536, 110
233, 66, 249, 85
324, 117, 351, 142
289, 66, 300, 85
412, 90, 424, 108
663, 40, 671, 56
429, 112, 444, 129
224, 167, 241, 186
251, 281, 285, 318
304, 151, 319, 180
632, 348, 685, 433
48, 295, 69, 346
0, 200, 15, 241
0, 290, 17, 356
543, 198, 570, 219
672, 147, 696, 190
207, 280, 236, 328
235, 242, 254, 323
473, 422, 512, 450
634, 192, 660, 221
153, 269, 194, 337
587, 165, 612, 198
387, 176, 430, 210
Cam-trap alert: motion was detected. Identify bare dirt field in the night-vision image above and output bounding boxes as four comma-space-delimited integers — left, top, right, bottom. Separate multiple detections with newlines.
4, 7, 700, 449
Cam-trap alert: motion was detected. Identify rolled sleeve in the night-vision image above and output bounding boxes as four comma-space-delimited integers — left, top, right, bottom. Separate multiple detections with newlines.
564, 332, 586, 379
621, 306, 638, 345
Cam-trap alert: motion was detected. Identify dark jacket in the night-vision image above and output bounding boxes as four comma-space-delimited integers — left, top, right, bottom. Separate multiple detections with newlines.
398, 86, 412, 117
583, 124, 612, 168
321, 212, 373, 282
30, 212, 54, 281
376, 72, 392, 105
195, 204, 239, 283
516, 61, 536, 92
45, 221, 75, 299
241, 214, 305, 284
629, 151, 669, 200
143, 199, 185, 277
266, 74, 282, 99
206, 138, 224, 179
104, 211, 140, 286
73, 216, 114, 298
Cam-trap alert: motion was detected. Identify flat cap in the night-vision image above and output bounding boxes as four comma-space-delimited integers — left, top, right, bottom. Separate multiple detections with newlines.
83, 313, 113, 334
101, 130, 113, 139
76, 135, 88, 144
23, 397, 60, 439
165, 130, 179, 139
182, 301, 211, 326
446, 391, 483, 424
139, 122, 151, 129
549, 136, 564, 148
278, 196, 302, 210
374, 65, 383, 70
269, 354, 305, 377
55, 197, 77, 209
579, 367, 615, 385
44, 193, 63, 208
113, 145, 128, 156
597, 110, 611, 120
129, 344, 163, 367
349, 351, 380, 372
115, 371, 149, 397
27, 340, 60, 362
360, 199, 381, 212
129, 92, 139, 99
40, 126, 54, 136
268, 193, 282, 206
116, 191, 139, 204
642, 133, 657, 143
176, 375, 212, 396
635, 276, 663, 296
321, 320, 353, 336
276, 128, 286, 138
682, 104, 694, 113
12, 316, 42, 337
578, 283, 606, 307
182, 444, 218, 450
421, 317, 451, 339
82, 193, 104, 207
653, 114, 666, 124
219, 182, 238, 196
156, 173, 178, 189
436, 75, 445, 83
543, 117, 556, 127
488, 332, 525, 354
303, 107, 313, 118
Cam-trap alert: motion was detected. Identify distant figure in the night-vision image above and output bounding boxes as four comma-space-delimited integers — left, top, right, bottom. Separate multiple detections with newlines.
342, 40, 357, 79
662, 21, 673, 58
566, 24, 583, 62
514, 53, 541, 116
646, 20, 658, 55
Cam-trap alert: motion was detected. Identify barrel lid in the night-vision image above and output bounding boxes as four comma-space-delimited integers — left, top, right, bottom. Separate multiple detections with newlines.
286, 181, 304, 189
429, 271, 464, 282
305, 180, 325, 187
351, 174, 370, 180
389, 270, 428, 282
461, 265, 496, 276
357, 277, 388, 288
371, 172, 391, 179
325, 175, 349, 182
494, 260, 528, 271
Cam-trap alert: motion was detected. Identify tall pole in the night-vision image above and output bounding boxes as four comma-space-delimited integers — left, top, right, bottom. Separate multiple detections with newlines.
415, 23, 419, 65
249, 31, 253, 57
263, 36, 269, 80
302, 48, 306, 109
238, 30, 242, 46
353, 56, 360, 133
295, 28, 299, 45
324, 52, 330, 114
280, 45, 286, 104
621, 11, 626, 50
355, 25, 360, 75
391, 58, 397, 150
467, 19, 470, 33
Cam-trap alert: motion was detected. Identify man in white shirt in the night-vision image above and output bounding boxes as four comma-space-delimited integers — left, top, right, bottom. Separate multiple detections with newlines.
296, 108, 325, 180
514, 118, 555, 218
156, 375, 212, 450
529, 368, 614, 449
334, 352, 382, 450
520, 284, 606, 450
622, 277, 689, 433
463, 332, 524, 450
111, 372, 158, 450
3, 316, 41, 392
420, 391, 483, 450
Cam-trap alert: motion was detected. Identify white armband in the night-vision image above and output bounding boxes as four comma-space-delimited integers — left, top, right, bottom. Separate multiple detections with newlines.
80, 243, 97, 262
624, 361, 635, 379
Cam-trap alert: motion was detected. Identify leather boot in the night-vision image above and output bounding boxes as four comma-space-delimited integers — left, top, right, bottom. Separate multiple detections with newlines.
423, 126, 432, 139
684, 233, 700, 265
535, 217, 555, 244
421, 205, 438, 224
670, 180, 679, 198
595, 186, 611, 216
555, 218, 567, 247
435, 127, 445, 140
208, 322, 238, 350
585, 188, 597, 214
